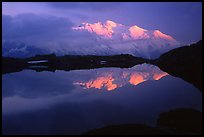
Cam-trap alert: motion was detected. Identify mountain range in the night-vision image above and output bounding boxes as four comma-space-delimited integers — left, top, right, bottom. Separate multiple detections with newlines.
2, 20, 181, 59
72, 20, 181, 59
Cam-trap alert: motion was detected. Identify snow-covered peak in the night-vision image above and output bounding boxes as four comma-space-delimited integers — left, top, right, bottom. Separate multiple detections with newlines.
71, 20, 181, 59
72, 20, 119, 38
128, 25, 148, 39
105, 20, 118, 27
130, 25, 147, 32
73, 20, 177, 42
153, 30, 175, 41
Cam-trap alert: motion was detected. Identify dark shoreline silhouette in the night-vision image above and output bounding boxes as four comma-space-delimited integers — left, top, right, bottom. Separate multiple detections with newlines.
83, 108, 202, 135
2, 40, 202, 92
2, 54, 147, 74
151, 40, 202, 91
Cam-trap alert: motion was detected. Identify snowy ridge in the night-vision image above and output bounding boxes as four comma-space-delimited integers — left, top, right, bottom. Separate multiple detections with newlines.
72, 20, 181, 59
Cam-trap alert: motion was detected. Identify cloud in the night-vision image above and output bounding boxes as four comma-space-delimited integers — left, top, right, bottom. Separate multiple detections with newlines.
3, 13, 73, 40
2, 13, 103, 54
47, 2, 123, 11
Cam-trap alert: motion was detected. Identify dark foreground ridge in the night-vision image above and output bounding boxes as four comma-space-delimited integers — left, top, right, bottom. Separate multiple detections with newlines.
152, 40, 202, 91
83, 108, 202, 135
2, 54, 147, 74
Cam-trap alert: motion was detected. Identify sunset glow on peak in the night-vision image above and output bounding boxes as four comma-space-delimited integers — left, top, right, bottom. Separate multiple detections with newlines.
72, 20, 178, 42
105, 20, 117, 27
73, 20, 181, 59
72, 20, 118, 38
130, 25, 147, 32
129, 25, 149, 39
153, 30, 175, 41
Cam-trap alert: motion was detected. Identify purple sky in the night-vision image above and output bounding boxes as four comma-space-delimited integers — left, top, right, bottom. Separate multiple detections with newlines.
2, 2, 202, 45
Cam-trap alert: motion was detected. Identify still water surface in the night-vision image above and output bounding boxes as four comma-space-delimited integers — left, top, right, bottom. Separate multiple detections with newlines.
2, 63, 202, 135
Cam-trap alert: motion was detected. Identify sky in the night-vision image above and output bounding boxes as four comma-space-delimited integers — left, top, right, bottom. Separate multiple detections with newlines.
2, 2, 202, 47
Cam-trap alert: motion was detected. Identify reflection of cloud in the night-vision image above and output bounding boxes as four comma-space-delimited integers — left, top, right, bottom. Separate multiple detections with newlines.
74, 63, 168, 91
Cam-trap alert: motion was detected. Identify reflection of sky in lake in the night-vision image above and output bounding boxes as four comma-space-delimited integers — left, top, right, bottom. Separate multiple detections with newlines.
2, 63, 202, 135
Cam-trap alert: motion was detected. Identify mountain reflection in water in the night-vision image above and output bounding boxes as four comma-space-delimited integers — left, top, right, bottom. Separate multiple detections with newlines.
74, 63, 168, 91
2, 63, 201, 135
